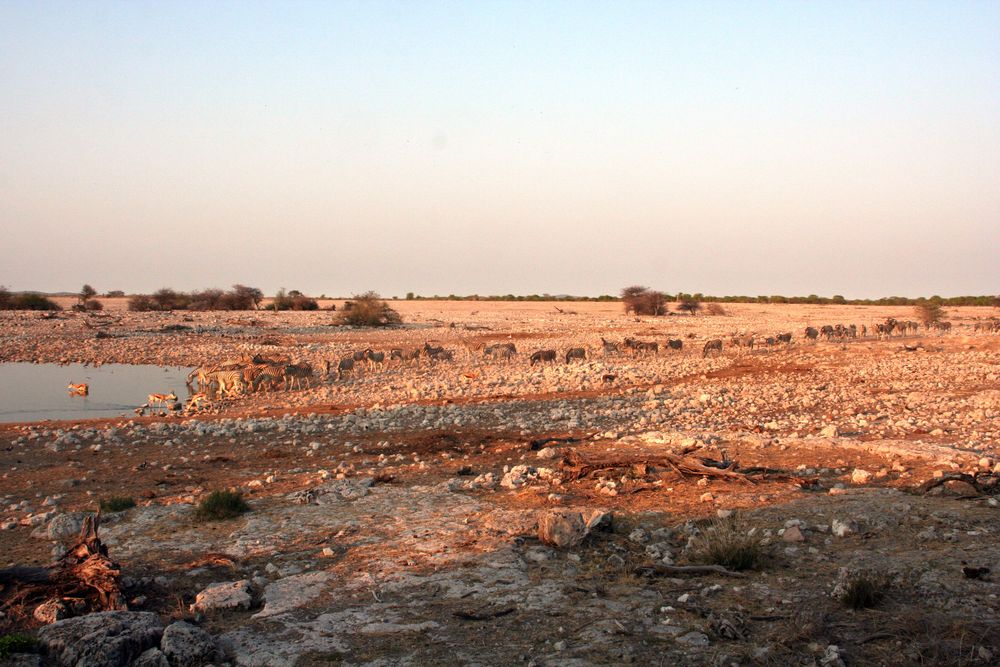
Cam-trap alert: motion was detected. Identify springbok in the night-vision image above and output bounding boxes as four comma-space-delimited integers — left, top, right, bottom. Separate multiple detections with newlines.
67, 383, 89, 396
147, 391, 178, 409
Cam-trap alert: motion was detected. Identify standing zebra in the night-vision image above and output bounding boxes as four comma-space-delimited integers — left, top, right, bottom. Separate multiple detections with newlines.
702, 339, 723, 357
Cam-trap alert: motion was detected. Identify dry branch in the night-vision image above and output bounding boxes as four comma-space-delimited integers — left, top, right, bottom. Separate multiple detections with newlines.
560, 450, 753, 484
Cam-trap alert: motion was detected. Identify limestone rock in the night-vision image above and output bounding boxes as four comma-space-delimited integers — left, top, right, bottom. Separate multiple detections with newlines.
189, 580, 252, 613
37, 611, 163, 667
160, 621, 223, 667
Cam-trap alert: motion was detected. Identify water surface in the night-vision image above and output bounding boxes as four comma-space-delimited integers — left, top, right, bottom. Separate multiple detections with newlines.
0, 363, 195, 423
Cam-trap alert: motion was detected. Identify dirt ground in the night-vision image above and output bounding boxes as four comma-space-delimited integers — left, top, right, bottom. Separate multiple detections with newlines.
1, 302, 999, 666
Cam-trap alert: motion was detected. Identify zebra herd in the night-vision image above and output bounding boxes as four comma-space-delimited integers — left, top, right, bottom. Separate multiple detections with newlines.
185, 353, 314, 402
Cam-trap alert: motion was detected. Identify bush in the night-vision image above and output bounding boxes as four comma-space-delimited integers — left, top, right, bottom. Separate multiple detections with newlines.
2, 292, 61, 311
99, 496, 136, 512
336, 292, 402, 326
677, 298, 701, 315
0, 634, 38, 658
915, 302, 944, 326
152, 288, 189, 311
621, 286, 668, 316
840, 573, 887, 609
272, 289, 319, 311
689, 518, 763, 571
127, 294, 158, 311
104, 290, 125, 298
195, 490, 249, 521
705, 302, 728, 316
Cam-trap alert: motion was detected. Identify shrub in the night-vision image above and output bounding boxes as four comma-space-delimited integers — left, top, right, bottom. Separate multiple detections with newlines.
689, 518, 763, 571
104, 290, 125, 297
677, 298, 701, 315
0, 634, 38, 658
99, 496, 136, 512
914, 302, 944, 326
272, 289, 319, 311
840, 573, 887, 609
336, 292, 402, 327
152, 288, 189, 311
127, 294, 157, 311
195, 490, 249, 521
3, 292, 61, 311
620, 286, 668, 316
705, 302, 728, 316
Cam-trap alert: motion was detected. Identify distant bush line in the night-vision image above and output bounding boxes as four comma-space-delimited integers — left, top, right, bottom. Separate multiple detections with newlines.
402, 293, 1000, 307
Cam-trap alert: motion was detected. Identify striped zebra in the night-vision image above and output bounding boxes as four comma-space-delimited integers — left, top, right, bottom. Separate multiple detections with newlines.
284, 363, 313, 390
702, 339, 723, 357
207, 370, 244, 397
249, 364, 285, 392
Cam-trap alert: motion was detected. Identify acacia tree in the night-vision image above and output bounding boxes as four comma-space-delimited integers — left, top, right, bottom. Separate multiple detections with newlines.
621, 286, 667, 316
914, 302, 944, 326
677, 297, 701, 315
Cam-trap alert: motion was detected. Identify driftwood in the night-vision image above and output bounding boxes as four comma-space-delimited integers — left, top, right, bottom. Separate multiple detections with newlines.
638, 564, 748, 578
0, 514, 126, 621
560, 450, 753, 484
916, 473, 986, 496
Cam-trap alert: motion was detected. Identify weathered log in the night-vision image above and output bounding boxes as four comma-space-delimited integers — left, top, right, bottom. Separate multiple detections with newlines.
560, 450, 753, 484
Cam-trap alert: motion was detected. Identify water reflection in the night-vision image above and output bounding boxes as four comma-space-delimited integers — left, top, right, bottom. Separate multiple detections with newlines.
0, 363, 195, 423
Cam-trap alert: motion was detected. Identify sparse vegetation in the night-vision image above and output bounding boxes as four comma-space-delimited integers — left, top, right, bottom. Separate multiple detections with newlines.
915, 302, 945, 326
840, 572, 887, 609
676, 297, 701, 315
0, 633, 38, 658
0, 289, 61, 311
337, 291, 402, 327
272, 288, 319, 311
127, 285, 265, 311
621, 286, 668, 316
195, 490, 250, 521
99, 496, 136, 512
689, 518, 763, 571
705, 302, 728, 316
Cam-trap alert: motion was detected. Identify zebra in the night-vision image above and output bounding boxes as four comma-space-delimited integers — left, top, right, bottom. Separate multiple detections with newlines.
666, 339, 683, 352
246, 364, 285, 392
530, 349, 557, 365
336, 356, 355, 381
210, 370, 245, 397
363, 349, 386, 370
804, 327, 819, 342
389, 348, 421, 364
484, 342, 517, 361
730, 334, 754, 351
702, 339, 723, 357
565, 347, 586, 363
600, 337, 620, 356
776, 332, 792, 345
284, 363, 313, 390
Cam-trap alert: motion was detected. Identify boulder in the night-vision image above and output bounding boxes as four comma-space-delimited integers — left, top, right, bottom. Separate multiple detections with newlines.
134, 648, 170, 667
189, 580, 252, 613
37, 611, 163, 667
160, 622, 223, 667
537, 509, 609, 548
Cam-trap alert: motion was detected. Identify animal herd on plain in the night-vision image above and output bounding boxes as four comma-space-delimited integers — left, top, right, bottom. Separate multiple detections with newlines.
91, 313, 983, 415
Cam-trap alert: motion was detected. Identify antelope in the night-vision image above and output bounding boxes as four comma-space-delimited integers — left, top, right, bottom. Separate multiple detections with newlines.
702, 339, 723, 357
600, 337, 620, 356
67, 383, 89, 395
147, 391, 178, 409
186, 392, 211, 411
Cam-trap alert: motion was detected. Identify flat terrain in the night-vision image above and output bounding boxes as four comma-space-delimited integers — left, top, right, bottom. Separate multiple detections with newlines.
1, 302, 999, 666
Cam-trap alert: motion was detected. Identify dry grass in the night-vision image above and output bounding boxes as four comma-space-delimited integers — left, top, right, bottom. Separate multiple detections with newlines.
195, 490, 250, 521
689, 517, 764, 571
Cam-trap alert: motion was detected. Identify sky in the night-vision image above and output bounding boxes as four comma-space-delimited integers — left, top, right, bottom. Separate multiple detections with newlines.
1, 1, 998, 299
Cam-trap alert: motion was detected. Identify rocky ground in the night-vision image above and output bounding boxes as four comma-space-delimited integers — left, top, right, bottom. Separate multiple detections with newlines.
1, 302, 999, 666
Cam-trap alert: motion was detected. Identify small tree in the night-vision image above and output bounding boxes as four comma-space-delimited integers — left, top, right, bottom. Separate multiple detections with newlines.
337, 291, 402, 327
677, 298, 701, 315
79, 284, 96, 304
621, 286, 667, 316
914, 302, 944, 326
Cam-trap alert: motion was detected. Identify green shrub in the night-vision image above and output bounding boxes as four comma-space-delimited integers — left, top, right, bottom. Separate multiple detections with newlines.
195, 490, 249, 521
99, 496, 136, 512
0, 633, 38, 658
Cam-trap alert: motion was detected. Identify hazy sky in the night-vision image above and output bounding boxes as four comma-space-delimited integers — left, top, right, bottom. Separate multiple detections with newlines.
2, 1, 998, 298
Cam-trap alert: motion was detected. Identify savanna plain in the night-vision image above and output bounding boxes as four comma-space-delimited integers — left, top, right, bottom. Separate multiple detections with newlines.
1, 300, 999, 667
